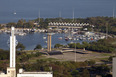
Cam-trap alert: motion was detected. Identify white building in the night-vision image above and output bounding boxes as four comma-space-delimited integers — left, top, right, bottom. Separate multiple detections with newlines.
17, 69, 53, 77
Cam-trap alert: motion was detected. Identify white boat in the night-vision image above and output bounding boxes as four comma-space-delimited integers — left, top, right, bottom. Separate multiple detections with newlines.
18, 33, 26, 36
45, 41, 47, 43
43, 36, 46, 39
14, 12, 16, 15
58, 37, 62, 40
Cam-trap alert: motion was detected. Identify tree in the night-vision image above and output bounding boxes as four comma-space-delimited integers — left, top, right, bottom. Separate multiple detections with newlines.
28, 21, 34, 28
16, 19, 26, 28
54, 44, 63, 48
82, 69, 90, 77
90, 65, 110, 76
0, 24, 2, 29
0, 49, 9, 60
108, 56, 115, 62
7, 22, 16, 28
85, 60, 95, 66
34, 44, 42, 50
16, 42, 25, 51
71, 70, 81, 77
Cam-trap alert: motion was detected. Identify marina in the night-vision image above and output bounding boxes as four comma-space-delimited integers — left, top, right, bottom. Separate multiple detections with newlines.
0, 29, 106, 50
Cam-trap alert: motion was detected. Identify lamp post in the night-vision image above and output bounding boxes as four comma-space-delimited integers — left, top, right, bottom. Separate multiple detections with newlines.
74, 38, 76, 62
75, 42, 76, 62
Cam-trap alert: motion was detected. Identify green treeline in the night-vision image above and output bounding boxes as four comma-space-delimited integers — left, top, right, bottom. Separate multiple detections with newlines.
16, 51, 42, 63
0, 49, 9, 60
6, 18, 48, 29
68, 38, 116, 53
5, 17, 116, 35
16, 59, 111, 77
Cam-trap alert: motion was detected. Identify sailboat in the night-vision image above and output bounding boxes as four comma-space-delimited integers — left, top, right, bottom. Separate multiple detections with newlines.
58, 37, 62, 40
38, 10, 40, 23
14, 12, 16, 15
13, 10, 16, 15
113, 7, 115, 18
43, 36, 47, 39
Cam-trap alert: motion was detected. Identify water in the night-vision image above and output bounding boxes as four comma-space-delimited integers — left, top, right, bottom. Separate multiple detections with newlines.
0, 0, 115, 23
0, 33, 80, 50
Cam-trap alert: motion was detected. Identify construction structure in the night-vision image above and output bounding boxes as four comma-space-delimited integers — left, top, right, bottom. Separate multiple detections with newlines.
47, 33, 52, 52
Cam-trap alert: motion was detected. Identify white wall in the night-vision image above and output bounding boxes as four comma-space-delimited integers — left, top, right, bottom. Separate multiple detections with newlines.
113, 57, 116, 77
17, 73, 53, 77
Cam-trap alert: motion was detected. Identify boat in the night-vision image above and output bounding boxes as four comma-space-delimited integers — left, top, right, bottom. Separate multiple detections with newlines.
65, 37, 69, 41
58, 37, 62, 40
45, 41, 47, 43
18, 33, 26, 36
14, 12, 17, 14
43, 36, 47, 39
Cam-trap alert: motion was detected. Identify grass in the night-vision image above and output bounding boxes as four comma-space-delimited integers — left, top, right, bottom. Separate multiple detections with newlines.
28, 55, 46, 63
93, 57, 109, 63
23, 50, 39, 54
28, 55, 57, 63
100, 53, 113, 56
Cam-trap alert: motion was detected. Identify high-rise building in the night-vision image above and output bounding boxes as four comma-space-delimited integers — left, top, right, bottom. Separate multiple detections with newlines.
0, 27, 16, 77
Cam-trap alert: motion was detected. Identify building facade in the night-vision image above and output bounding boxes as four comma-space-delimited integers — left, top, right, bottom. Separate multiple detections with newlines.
17, 69, 53, 77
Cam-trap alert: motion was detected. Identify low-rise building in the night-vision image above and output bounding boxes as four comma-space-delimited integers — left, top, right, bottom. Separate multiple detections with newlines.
17, 69, 53, 77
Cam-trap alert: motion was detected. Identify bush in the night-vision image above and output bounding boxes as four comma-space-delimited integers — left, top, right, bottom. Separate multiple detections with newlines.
34, 44, 42, 50
16, 42, 25, 51
85, 60, 96, 66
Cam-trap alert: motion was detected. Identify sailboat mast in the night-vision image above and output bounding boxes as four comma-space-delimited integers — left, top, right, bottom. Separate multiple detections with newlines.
113, 8, 115, 18
38, 10, 40, 23
72, 9, 74, 22
59, 11, 62, 22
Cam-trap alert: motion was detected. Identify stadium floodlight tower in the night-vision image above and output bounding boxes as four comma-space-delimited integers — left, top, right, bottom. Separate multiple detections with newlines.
10, 27, 16, 68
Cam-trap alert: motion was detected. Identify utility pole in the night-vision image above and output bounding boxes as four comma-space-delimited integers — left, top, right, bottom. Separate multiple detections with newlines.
75, 42, 76, 62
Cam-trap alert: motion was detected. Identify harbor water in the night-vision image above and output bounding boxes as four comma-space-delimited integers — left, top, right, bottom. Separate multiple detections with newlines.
0, 33, 81, 50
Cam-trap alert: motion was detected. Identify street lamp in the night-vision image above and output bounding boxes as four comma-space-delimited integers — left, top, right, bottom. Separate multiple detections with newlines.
74, 38, 76, 62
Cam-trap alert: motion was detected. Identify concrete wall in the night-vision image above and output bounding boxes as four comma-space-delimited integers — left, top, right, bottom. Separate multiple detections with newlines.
0, 67, 16, 77
0, 73, 10, 77
17, 73, 53, 77
113, 57, 116, 77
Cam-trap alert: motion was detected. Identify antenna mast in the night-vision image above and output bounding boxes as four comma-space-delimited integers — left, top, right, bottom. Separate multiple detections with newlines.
113, 8, 115, 18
